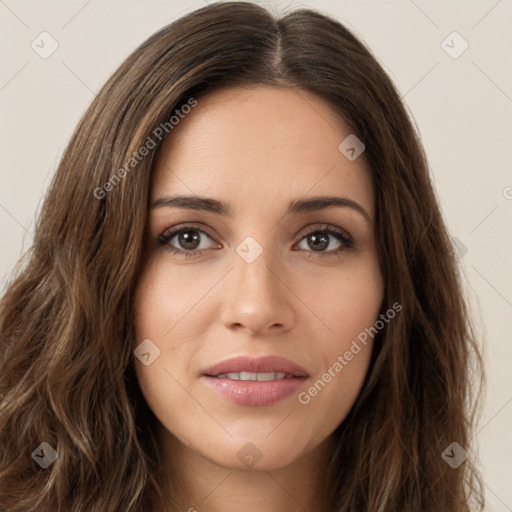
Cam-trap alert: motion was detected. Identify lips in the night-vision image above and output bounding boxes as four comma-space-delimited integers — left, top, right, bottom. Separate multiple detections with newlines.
202, 355, 309, 378
201, 355, 310, 406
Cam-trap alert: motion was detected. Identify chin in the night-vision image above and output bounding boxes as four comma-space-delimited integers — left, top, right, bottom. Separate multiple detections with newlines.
207, 442, 305, 472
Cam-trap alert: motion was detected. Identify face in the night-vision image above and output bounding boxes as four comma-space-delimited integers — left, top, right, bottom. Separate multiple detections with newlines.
133, 85, 384, 472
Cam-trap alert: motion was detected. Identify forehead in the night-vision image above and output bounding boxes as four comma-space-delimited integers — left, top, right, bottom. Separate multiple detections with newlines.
150, 85, 374, 218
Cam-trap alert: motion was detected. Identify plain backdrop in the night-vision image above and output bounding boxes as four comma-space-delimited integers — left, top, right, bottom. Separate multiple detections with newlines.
1, 0, 511, 509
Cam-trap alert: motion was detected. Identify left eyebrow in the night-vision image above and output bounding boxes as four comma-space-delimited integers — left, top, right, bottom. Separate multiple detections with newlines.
288, 196, 372, 224
150, 194, 372, 224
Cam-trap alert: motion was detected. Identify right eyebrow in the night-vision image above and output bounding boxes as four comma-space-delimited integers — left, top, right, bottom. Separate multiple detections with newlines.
150, 195, 233, 216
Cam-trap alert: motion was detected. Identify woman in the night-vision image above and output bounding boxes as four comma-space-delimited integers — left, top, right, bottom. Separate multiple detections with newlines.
0, 2, 484, 511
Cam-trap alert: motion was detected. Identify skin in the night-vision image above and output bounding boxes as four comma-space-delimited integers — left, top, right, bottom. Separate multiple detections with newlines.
133, 85, 385, 512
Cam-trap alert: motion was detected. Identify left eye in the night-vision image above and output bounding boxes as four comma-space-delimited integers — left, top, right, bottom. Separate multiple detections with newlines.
158, 224, 354, 258
295, 228, 350, 254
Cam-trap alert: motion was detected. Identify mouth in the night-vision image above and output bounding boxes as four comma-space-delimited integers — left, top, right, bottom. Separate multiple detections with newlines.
211, 371, 296, 381
201, 355, 309, 406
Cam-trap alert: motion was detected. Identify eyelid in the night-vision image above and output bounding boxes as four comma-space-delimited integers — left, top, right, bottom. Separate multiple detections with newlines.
158, 223, 220, 246
159, 222, 352, 243
158, 222, 354, 256
296, 222, 353, 242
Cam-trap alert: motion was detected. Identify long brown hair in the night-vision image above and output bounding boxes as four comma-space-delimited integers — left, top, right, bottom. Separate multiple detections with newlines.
0, 2, 485, 511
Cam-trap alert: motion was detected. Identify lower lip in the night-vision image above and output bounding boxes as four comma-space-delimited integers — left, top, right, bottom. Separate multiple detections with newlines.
201, 375, 308, 406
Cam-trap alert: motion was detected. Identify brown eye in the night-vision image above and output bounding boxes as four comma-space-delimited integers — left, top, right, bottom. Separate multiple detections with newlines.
295, 225, 354, 257
158, 225, 219, 257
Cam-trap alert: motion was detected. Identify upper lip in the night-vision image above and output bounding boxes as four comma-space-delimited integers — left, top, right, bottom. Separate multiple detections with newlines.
202, 355, 309, 378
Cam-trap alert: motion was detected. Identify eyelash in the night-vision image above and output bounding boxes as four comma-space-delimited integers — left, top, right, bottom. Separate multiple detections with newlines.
157, 223, 355, 259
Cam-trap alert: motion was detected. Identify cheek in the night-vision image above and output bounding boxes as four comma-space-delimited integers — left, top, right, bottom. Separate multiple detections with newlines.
304, 254, 384, 344
299, 258, 384, 406
132, 261, 175, 401
133, 258, 182, 335
132, 257, 209, 340
131, 258, 214, 406
133, 250, 384, 375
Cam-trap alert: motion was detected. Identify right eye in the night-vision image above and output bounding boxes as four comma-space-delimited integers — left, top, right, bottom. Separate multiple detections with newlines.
157, 225, 220, 257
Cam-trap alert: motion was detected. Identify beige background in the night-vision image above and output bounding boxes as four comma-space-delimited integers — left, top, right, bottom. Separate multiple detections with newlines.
1, 0, 511, 508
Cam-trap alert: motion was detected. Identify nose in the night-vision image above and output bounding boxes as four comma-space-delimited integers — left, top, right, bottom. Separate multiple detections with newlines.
219, 244, 295, 336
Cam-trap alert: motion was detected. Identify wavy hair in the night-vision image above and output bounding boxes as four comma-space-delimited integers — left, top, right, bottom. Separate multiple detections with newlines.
0, 2, 485, 511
